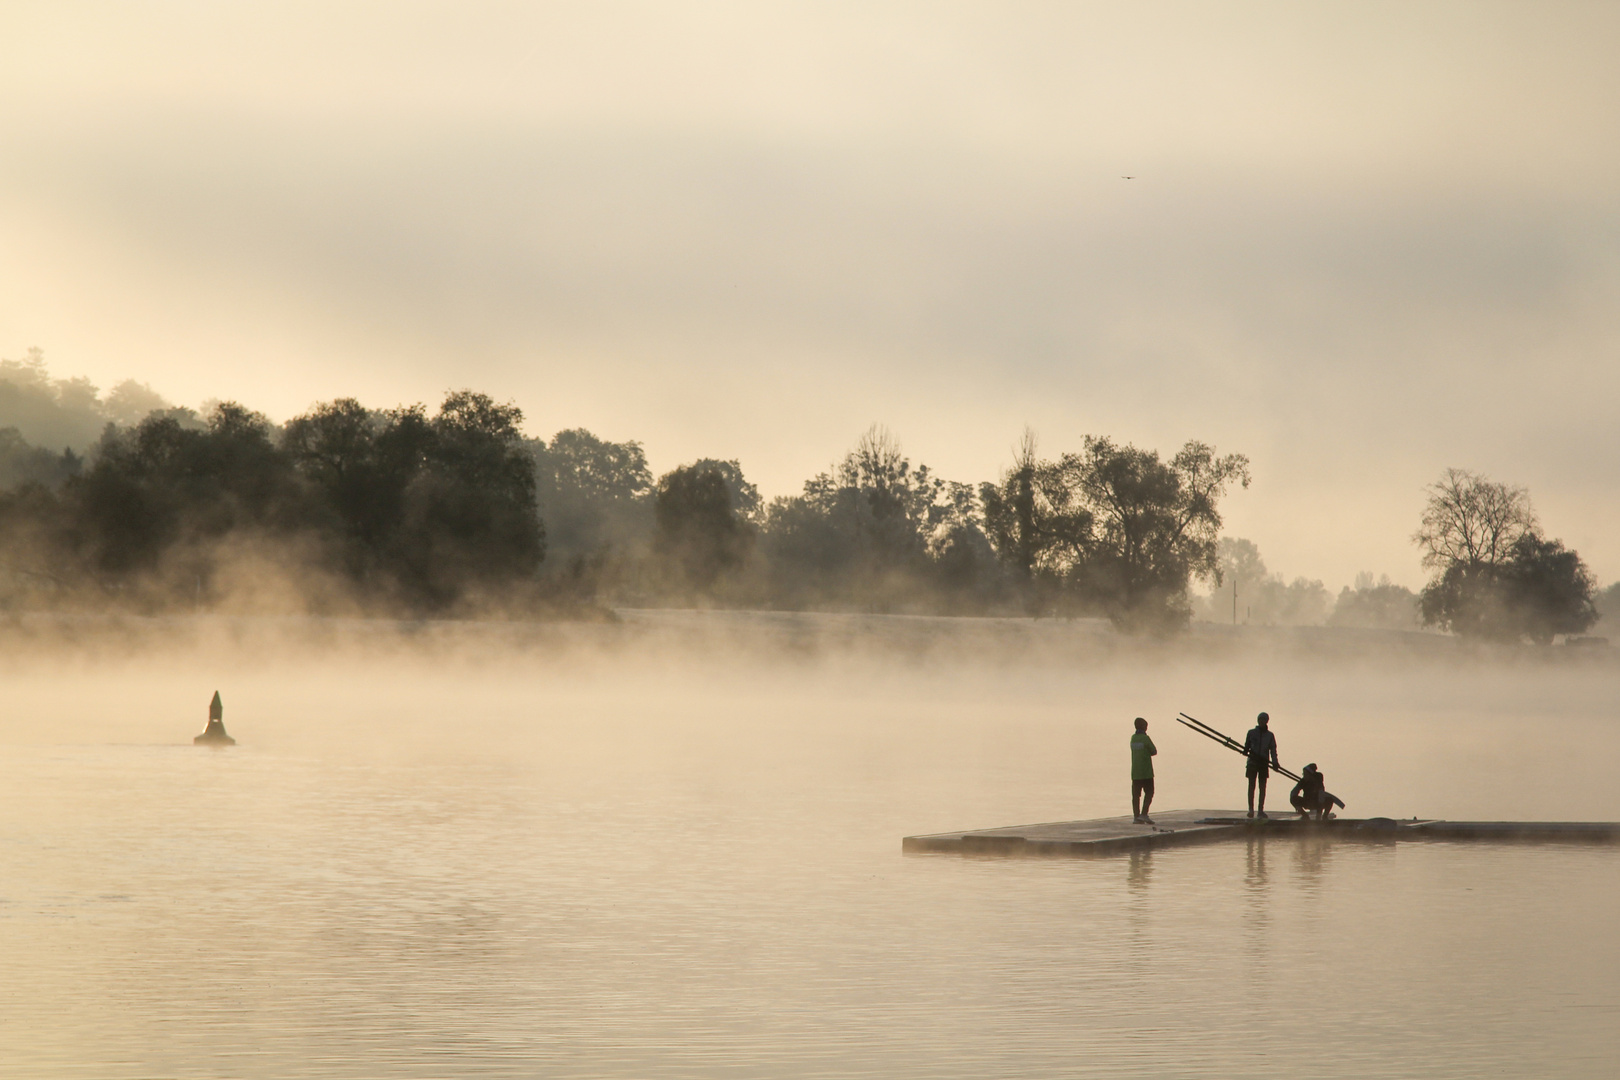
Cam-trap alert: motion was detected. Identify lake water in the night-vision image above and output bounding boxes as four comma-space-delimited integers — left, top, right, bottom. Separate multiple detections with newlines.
1, 611, 1616, 1078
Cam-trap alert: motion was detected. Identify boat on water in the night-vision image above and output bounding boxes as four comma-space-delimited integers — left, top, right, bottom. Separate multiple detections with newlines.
194, 691, 236, 746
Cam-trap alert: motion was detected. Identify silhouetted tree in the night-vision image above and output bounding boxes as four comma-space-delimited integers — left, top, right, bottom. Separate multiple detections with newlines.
980, 429, 1082, 612
686, 458, 762, 521
531, 428, 654, 569
285, 398, 390, 561
930, 510, 1002, 612
761, 427, 965, 610
284, 398, 377, 488
61, 403, 302, 582
285, 392, 547, 608
0, 348, 178, 450
984, 433, 1252, 626
1069, 438, 1249, 631
654, 464, 752, 591
392, 391, 544, 606
1413, 468, 1536, 570
0, 480, 70, 606
1202, 537, 1265, 624
0, 427, 81, 490
980, 430, 1041, 580
1327, 573, 1419, 630
1498, 535, 1597, 644
1197, 538, 1331, 626
1595, 582, 1620, 629
0, 348, 111, 450
1414, 469, 1596, 642
3, 367, 1280, 624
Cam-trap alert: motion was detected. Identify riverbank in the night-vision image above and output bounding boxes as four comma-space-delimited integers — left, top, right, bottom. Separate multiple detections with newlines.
0, 605, 1609, 672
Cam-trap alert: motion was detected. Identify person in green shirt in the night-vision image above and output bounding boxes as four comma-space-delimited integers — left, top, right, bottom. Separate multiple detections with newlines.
1130, 717, 1157, 824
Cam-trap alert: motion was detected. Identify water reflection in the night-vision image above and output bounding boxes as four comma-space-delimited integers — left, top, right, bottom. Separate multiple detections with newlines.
1126, 850, 1153, 893
1292, 835, 1333, 893
1244, 836, 1270, 893
1240, 837, 1273, 988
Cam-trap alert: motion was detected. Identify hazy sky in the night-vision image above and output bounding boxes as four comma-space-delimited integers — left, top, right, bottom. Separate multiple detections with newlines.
2, 2, 1617, 589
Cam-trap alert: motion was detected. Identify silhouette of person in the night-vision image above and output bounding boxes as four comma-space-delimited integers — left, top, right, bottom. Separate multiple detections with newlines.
1290, 763, 1344, 820
1242, 712, 1279, 819
1130, 717, 1157, 824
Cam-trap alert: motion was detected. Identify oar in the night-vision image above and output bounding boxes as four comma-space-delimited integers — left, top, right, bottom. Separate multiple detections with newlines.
1175, 712, 1302, 783
1175, 713, 1245, 754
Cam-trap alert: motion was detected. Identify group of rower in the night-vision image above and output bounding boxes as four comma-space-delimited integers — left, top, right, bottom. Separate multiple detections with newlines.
1128, 712, 1344, 825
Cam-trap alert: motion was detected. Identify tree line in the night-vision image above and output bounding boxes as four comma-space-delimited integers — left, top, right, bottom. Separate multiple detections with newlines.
1204, 471, 1611, 640
0, 383, 1255, 628
0, 357, 1610, 640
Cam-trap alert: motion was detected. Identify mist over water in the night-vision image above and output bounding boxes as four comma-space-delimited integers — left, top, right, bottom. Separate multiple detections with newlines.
1, 612, 1616, 1077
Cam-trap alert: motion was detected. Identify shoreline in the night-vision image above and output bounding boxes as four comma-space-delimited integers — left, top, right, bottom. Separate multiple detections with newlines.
0, 606, 1609, 669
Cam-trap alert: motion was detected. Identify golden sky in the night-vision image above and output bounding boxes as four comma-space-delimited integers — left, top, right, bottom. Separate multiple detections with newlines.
2, 1, 1617, 588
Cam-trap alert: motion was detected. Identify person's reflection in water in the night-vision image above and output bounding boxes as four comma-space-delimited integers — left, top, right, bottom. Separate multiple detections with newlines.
1127, 849, 1153, 894
1244, 835, 1270, 892
1293, 835, 1333, 891
1124, 849, 1155, 965
1242, 837, 1273, 984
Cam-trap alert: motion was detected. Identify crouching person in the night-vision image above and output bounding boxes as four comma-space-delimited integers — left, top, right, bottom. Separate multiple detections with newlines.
1290, 763, 1345, 820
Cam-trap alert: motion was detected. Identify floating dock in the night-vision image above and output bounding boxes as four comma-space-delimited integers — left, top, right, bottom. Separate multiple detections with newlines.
902, 809, 1620, 857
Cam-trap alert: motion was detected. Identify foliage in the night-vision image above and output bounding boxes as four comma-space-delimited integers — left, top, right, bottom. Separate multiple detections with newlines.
653, 464, 753, 591
531, 428, 654, 572
0, 392, 546, 614
999, 438, 1251, 631
1200, 537, 1265, 624
66, 403, 302, 579
1595, 582, 1620, 629
981, 435, 1252, 629
1413, 468, 1536, 571
761, 427, 987, 611
1, 348, 174, 449
400, 391, 544, 605
1327, 573, 1419, 630
1414, 469, 1596, 642
686, 458, 762, 521
1495, 535, 1598, 644
1197, 537, 1331, 627
1075, 438, 1249, 629
0, 427, 81, 490
979, 429, 1093, 612
1419, 535, 1597, 644
284, 391, 545, 607
2, 357, 1269, 629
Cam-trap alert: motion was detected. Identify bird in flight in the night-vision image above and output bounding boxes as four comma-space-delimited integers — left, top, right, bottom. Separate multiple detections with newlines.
1122, 175, 1135, 179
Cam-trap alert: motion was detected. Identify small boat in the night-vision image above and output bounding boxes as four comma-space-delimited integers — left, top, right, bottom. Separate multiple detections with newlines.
194, 690, 236, 746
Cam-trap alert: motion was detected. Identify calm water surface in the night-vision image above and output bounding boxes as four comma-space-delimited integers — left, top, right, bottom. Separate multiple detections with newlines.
1, 614, 1616, 1078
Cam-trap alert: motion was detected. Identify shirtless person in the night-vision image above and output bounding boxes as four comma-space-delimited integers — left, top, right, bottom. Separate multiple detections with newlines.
1242, 712, 1279, 819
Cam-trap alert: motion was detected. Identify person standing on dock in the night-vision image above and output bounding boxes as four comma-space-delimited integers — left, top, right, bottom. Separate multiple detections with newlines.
1130, 717, 1157, 825
1242, 712, 1279, 819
